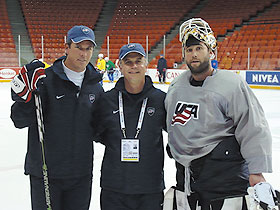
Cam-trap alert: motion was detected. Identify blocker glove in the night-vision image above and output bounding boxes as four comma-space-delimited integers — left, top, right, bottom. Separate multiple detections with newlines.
247, 182, 280, 210
11, 60, 46, 103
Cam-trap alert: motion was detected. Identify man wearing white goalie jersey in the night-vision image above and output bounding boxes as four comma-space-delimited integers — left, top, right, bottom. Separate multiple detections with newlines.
165, 18, 273, 210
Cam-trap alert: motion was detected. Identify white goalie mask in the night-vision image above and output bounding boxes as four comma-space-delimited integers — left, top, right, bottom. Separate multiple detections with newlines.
179, 18, 217, 58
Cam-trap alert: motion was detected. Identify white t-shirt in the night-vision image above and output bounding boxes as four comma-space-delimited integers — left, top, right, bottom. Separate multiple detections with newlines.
62, 60, 85, 88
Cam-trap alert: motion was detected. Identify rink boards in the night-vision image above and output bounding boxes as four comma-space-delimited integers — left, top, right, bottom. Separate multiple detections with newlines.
1, 67, 280, 90
147, 68, 280, 90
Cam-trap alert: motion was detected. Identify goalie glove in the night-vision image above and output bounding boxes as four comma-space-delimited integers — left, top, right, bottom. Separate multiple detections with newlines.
247, 182, 280, 210
11, 60, 46, 103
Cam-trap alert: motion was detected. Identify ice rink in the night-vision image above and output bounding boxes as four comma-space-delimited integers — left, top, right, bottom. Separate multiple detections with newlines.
0, 81, 279, 210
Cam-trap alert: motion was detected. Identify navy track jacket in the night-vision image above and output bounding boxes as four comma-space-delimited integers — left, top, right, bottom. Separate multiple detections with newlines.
11, 56, 104, 178
93, 76, 166, 194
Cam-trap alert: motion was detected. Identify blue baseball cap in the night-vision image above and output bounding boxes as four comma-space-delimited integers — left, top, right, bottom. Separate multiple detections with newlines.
119, 43, 146, 60
67, 25, 97, 46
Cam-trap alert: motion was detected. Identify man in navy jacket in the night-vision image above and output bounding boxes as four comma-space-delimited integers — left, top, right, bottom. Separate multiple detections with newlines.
157, 54, 167, 83
11, 25, 103, 210
93, 43, 166, 210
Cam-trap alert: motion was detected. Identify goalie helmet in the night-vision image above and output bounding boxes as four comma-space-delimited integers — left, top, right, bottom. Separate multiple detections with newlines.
179, 18, 217, 52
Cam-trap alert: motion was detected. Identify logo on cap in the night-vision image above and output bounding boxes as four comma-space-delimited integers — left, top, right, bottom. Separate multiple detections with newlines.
82, 27, 90, 34
119, 43, 146, 60
127, 44, 136, 49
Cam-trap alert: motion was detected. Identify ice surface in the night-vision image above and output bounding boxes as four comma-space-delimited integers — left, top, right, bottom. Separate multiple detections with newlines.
0, 82, 279, 209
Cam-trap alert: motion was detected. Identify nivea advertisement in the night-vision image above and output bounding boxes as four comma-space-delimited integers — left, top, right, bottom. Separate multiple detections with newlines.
246, 71, 280, 86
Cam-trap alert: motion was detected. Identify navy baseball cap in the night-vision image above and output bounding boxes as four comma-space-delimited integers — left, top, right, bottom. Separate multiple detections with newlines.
67, 25, 97, 46
119, 43, 146, 60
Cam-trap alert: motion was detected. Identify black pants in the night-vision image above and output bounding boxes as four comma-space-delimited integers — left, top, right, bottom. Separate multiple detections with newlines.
158, 70, 166, 83
101, 188, 164, 210
30, 174, 92, 210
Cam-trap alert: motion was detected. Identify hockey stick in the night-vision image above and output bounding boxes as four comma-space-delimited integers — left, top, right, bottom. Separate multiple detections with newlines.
34, 92, 52, 210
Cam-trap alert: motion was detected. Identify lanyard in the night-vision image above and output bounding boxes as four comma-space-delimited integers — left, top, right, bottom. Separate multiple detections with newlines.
119, 91, 148, 138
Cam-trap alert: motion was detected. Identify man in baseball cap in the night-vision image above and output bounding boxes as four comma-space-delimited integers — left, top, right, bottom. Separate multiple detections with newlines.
10, 24, 103, 210
92, 42, 166, 210
67, 25, 97, 46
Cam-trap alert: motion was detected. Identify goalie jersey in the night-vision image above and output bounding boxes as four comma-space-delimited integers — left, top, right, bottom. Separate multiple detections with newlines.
165, 70, 272, 176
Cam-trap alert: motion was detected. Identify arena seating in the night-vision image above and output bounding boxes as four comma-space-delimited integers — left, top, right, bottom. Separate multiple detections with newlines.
217, 0, 280, 70
20, 0, 104, 64
99, 0, 200, 62
0, 0, 19, 67
219, 22, 280, 70
1, 0, 280, 70
153, 0, 279, 70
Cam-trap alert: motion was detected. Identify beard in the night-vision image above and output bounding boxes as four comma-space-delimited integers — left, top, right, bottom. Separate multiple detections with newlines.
187, 58, 211, 75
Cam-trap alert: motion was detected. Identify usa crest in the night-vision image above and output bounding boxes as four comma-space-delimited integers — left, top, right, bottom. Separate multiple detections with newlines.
171, 101, 199, 126
89, 94, 95, 103
81, 26, 90, 34
147, 107, 155, 116
127, 43, 136, 49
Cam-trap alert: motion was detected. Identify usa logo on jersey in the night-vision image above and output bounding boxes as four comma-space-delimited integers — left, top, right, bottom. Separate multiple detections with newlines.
171, 101, 199, 126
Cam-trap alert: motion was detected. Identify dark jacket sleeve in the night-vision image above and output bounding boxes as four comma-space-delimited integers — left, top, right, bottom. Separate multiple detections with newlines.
91, 95, 106, 144
157, 60, 160, 69
10, 99, 36, 129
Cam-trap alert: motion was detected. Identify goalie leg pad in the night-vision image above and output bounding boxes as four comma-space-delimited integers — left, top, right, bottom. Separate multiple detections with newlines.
163, 187, 175, 210
163, 187, 191, 210
220, 197, 245, 210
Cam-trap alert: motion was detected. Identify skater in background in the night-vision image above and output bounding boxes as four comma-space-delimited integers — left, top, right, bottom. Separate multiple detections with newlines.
104, 57, 115, 83
165, 18, 273, 210
157, 54, 167, 83
96, 53, 106, 85
93, 43, 166, 210
220, 51, 232, 70
10, 25, 103, 210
